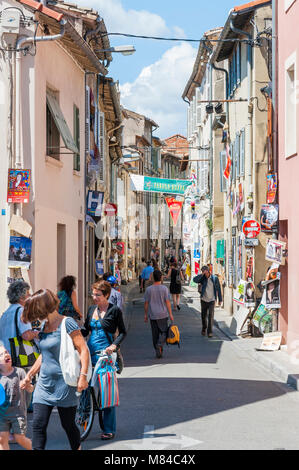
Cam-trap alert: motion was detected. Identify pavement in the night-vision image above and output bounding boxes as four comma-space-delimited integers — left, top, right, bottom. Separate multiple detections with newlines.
183, 284, 299, 393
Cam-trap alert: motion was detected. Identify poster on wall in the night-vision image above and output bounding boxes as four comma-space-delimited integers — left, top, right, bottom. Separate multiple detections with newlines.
266, 173, 277, 204
8, 236, 32, 268
264, 278, 281, 309
260, 204, 279, 233
244, 281, 256, 307
265, 239, 286, 265
7, 169, 31, 204
233, 280, 247, 305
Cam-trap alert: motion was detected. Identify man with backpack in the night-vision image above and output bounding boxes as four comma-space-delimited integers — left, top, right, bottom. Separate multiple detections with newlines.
193, 266, 222, 338
144, 270, 174, 359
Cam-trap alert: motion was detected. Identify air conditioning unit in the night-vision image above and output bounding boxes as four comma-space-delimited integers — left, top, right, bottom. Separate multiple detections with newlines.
1, 9, 21, 34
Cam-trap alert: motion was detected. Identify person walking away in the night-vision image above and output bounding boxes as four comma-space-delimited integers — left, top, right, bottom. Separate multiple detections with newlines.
57, 276, 83, 323
193, 266, 222, 338
0, 281, 39, 356
167, 262, 184, 311
81, 280, 127, 440
137, 258, 147, 293
103, 273, 123, 310
0, 342, 33, 450
21, 289, 89, 450
144, 270, 174, 359
141, 261, 154, 293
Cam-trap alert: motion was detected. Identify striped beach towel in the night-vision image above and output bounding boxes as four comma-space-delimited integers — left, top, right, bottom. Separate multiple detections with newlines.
96, 356, 119, 410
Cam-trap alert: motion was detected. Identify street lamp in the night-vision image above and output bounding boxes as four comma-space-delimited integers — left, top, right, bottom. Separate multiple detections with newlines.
95, 45, 136, 56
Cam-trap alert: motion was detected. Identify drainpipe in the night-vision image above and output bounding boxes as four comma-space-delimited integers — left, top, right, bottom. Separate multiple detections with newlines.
230, 13, 253, 216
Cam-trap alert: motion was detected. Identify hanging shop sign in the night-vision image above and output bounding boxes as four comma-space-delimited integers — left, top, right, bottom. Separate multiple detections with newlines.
165, 197, 183, 226
7, 169, 31, 204
86, 191, 104, 218
265, 239, 286, 265
260, 204, 279, 233
130, 174, 192, 195
242, 219, 261, 239
266, 173, 277, 204
8, 236, 32, 268
244, 238, 259, 247
95, 259, 104, 276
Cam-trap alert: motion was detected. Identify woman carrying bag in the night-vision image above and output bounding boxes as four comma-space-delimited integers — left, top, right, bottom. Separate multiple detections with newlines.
21, 289, 89, 450
81, 280, 127, 441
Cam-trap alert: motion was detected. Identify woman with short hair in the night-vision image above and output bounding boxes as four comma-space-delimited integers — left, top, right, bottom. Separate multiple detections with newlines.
81, 280, 127, 440
21, 289, 89, 450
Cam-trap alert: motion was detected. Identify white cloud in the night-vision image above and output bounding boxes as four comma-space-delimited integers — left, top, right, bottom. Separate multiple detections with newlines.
120, 42, 197, 138
75, 0, 176, 36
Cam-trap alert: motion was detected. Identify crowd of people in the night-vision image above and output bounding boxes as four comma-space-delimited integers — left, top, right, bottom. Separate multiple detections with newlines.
0, 254, 222, 451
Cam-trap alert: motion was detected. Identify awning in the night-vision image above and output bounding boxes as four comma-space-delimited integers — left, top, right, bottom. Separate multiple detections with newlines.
46, 90, 79, 154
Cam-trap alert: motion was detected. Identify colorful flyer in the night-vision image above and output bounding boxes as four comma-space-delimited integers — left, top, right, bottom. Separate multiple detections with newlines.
266, 173, 277, 204
165, 197, 183, 226
8, 236, 32, 268
7, 169, 31, 203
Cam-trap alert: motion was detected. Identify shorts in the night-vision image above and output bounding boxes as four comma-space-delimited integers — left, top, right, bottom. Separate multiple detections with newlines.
0, 415, 27, 435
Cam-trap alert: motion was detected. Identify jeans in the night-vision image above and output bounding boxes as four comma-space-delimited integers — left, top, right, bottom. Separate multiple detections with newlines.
150, 318, 169, 350
32, 403, 81, 450
200, 300, 215, 335
102, 407, 116, 434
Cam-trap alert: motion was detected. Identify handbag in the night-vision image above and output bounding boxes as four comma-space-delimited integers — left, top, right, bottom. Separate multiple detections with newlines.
59, 317, 92, 387
98, 316, 124, 375
9, 307, 40, 368
94, 354, 119, 410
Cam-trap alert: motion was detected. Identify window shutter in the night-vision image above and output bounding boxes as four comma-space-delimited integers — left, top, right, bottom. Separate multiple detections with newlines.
98, 111, 105, 181
196, 88, 201, 126
220, 150, 227, 192
231, 142, 235, 181
73, 105, 80, 171
237, 43, 241, 84
240, 128, 245, 176
236, 133, 240, 178
85, 86, 90, 161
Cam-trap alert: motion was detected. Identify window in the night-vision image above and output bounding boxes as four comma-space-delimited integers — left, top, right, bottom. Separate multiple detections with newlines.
240, 128, 245, 176
46, 89, 78, 158
229, 44, 242, 97
220, 150, 227, 192
285, 52, 297, 158
57, 223, 66, 284
73, 105, 80, 171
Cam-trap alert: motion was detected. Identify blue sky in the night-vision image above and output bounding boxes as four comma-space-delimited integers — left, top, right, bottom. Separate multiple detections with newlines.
75, 0, 239, 137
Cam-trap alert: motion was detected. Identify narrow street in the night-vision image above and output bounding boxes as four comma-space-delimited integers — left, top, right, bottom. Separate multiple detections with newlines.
19, 282, 299, 451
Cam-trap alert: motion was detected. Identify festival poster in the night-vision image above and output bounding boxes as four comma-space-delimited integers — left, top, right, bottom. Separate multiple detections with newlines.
7, 169, 31, 203
233, 280, 247, 305
265, 239, 286, 265
260, 204, 279, 233
266, 173, 277, 204
8, 236, 32, 268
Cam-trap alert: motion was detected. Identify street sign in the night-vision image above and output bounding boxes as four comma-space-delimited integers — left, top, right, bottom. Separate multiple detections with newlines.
244, 238, 259, 247
242, 219, 261, 239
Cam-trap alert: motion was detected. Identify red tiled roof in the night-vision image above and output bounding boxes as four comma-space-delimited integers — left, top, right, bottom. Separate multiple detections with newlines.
18, 0, 64, 22
234, 0, 270, 12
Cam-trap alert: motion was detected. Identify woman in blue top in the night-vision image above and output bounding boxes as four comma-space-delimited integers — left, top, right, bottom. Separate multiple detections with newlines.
57, 275, 83, 322
81, 280, 127, 441
21, 289, 89, 450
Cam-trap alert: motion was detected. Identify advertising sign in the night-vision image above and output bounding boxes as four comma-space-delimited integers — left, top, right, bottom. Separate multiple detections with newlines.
242, 220, 261, 239
8, 236, 32, 268
266, 173, 277, 204
130, 174, 192, 195
223, 144, 232, 180
7, 169, 31, 204
265, 239, 286, 265
95, 259, 104, 276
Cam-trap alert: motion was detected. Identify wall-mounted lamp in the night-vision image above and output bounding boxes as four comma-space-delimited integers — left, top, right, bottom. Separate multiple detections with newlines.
206, 103, 214, 114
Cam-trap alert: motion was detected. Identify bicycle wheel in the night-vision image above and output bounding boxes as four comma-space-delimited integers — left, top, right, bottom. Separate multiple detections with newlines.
75, 387, 95, 442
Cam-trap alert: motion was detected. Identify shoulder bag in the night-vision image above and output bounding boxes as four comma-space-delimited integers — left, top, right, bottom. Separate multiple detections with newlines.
97, 313, 124, 375
9, 307, 40, 368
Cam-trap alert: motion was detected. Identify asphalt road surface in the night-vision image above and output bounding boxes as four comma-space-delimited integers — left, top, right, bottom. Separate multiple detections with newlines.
14, 283, 299, 450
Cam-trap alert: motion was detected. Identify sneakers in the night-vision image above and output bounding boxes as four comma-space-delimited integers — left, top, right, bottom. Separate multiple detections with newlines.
177, 305, 181, 310
156, 346, 163, 358
208, 333, 213, 338
201, 329, 206, 336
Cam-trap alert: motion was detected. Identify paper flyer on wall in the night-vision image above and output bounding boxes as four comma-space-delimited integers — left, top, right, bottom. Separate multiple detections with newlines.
8, 236, 32, 268
265, 238, 286, 265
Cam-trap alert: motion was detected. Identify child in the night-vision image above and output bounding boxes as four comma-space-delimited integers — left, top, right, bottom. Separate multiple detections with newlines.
0, 343, 33, 450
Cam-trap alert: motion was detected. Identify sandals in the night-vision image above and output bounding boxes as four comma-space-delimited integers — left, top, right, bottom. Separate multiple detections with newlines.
101, 433, 115, 440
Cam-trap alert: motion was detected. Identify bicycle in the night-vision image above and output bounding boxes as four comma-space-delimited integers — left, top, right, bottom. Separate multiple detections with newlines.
75, 351, 116, 442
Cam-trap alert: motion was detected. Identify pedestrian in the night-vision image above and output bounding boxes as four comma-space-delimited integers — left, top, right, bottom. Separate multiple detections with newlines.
137, 257, 147, 293
103, 273, 123, 310
141, 261, 154, 293
0, 281, 39, 356
181, 259, 187, 281
193, 265, 222, 338
144, 270, 174, 359
57, 275, 83, 322
81, 280, 127, 440
167, 261, 184, 310
0, 342, 33, 450
21, 288, 90, 450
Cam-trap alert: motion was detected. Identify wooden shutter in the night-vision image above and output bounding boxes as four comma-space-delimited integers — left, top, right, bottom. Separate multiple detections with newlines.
236, 133, 240, 178
46, 90, 78, 154
73, 105, 80, 171
240, 128, 245, 176
220, 150, 227, 192
196, 88, 201, 126
237, 44, 241, 85
85, 86, 90, 161
98, 111, 105, 182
